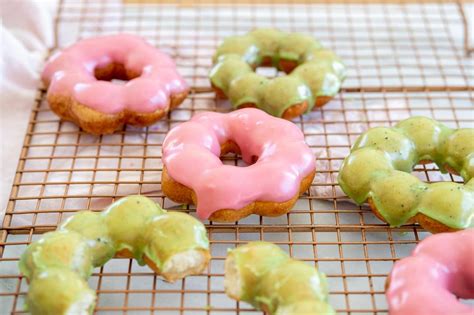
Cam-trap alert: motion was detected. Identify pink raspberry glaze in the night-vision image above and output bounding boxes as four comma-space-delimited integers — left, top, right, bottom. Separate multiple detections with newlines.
386, 229, 474, 315
162, 108, 316, 219
42, 34, 188, 114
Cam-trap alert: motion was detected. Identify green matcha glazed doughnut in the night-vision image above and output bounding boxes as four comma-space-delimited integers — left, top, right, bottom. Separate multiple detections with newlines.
210, 28, 346, 119
19, 196, 210, 315
224, 242, 334, 315
338, 117, 474, 233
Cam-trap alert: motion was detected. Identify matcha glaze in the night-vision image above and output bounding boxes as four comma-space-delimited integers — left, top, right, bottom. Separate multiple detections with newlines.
210, 28, 346, 117
338, 117, 474, 230
226, 241, 335, 315
19, 196, 209, 315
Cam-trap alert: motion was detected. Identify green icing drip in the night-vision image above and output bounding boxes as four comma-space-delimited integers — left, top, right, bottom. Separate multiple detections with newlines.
338, 148, 394, 204
369, 171, 427, 226
209, 54, 253, 92
228, 72, 269, 108
209, 28, 346, 117
249, 28, 284, 63
19, 196, 210, 315
417, 182, 473, 226
338, 117, 474, 229
260, 76, 313, 117
395, 116, 452, 163
352, 127, 417, 172
60, 211, 115, 266
278, 32, 322, 62
227, 241, 335, 315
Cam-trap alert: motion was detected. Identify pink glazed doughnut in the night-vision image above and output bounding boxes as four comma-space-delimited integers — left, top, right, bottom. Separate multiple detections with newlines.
42, 34, 189, 135
386, 229, 474, 315
161, 108, 316, 222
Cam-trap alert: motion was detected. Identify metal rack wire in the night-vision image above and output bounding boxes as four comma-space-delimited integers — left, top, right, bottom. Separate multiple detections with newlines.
0, 0, 472, 314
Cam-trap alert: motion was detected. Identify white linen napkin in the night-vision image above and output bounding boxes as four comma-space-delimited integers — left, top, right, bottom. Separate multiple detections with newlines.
0, 0, 58, 214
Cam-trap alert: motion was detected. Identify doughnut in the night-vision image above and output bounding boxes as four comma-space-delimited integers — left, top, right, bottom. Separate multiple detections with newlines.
161, 108, 316, 222
386, 229, 474, 315
42, 34, 189, 135
224, 241, 335, 315
210, 28, 346, 119
19, 196, 210, 314
338, 116, 474, 233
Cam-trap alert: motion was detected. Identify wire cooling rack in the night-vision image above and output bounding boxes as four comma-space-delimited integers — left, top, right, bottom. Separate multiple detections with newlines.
1, 1, 473, 314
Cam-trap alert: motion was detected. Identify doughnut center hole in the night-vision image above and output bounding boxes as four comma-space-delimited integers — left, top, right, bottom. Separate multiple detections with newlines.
255, 66, 285, 78
94, 62, 141, 85
411, 160, 464, 182
220, 141, 258, 167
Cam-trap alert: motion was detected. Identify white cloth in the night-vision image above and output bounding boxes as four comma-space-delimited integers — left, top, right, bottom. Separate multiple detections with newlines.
0, 0, 58, 215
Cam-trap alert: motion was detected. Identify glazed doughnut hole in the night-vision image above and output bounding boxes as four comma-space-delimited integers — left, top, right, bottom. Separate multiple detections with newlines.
255, 66, 282, 78
93, 62, 142, 85
219, 142, 259, 167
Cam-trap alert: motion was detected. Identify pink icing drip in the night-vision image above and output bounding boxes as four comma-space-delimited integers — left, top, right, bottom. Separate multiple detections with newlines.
162, 108, 316, 219
386, 229, 474, 315
42, 34, 188, 114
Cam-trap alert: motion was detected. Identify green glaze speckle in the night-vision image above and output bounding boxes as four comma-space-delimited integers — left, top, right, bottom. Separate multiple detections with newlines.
19, 196, 210, 315
338, 117, 474, 230
226, 241, 334, 315
352, 127, 417, 172
417, 182, 473, 226
210, 29, 346, 117
60, 211, 114, 266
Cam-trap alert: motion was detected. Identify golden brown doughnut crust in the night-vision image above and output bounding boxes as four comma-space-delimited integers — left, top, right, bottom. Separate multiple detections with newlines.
161, 140, 316, 222
368, 199, 460, 234
278, 59, 336, 109
44, 62, 189, 135
278, 59, 298, 74
314, 96, 334, 108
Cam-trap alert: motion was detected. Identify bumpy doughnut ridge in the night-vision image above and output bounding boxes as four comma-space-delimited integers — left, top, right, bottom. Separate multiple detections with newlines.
42, 34, 189, 134
19, 196, 210, 315
210, 28, 346, 118
224, 242, 334, 315
386, 229, 474, 315
338, 116, 474, 233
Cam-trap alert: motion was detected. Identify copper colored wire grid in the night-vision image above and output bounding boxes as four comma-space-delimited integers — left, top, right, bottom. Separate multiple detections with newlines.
1, 0, 473, 314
